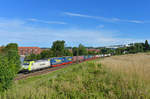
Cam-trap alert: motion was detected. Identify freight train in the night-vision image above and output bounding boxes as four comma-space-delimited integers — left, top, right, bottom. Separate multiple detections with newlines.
21, 54, 111, 72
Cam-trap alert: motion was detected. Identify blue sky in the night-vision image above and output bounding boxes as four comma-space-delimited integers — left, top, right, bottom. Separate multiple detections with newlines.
0, 0, 150, 47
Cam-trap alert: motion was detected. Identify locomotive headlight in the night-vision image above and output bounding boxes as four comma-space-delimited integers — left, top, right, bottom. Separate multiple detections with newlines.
22, 65, 29, 69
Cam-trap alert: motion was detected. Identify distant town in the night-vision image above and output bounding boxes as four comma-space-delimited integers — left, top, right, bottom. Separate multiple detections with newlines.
13, 43, 136, 56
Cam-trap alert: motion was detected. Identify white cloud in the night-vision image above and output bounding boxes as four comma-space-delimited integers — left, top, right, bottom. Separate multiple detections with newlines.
126, 20, 144, 24
28, 18, 67, 24
0, 18, 25, 28
64, 12, 145, 24
64, 12, 93, 18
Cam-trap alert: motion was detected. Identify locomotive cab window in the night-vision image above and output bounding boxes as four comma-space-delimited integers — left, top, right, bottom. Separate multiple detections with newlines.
23, 63, 29, 65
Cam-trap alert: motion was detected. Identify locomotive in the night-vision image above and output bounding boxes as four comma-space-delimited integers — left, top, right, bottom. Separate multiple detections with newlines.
22, 54, 111, 72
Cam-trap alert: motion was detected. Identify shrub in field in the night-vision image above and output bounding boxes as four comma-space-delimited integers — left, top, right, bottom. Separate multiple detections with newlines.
0, 43, 21, 91
0, 56, 16, 91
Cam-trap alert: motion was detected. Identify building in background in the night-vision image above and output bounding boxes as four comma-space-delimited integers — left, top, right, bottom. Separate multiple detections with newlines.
18, 47, 41, 55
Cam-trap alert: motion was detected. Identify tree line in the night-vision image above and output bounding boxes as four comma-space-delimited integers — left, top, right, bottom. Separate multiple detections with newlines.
25, 41, 99, 60
98, 40, 150, 55
25, 40, 150, 60
114, 40, 150, 55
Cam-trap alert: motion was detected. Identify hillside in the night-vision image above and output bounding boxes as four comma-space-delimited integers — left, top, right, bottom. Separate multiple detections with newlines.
1, 53, 150, 99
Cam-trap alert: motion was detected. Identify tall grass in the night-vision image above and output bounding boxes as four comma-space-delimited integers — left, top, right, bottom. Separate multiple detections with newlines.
100, 53, 150, 84
0, 53, 150, 99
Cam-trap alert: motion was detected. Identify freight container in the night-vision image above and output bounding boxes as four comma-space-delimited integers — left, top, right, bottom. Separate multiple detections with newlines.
72, 56, 84, 63
72, 56, 77, 63
93, 55, 97, 59
51, 57, 65, 67
78, 56, 84, 62
88, 55, 91, 58
84, 55, 94, 61
95, 55, 100, 58
64, 57, 73, 64
84, 56, 88, 61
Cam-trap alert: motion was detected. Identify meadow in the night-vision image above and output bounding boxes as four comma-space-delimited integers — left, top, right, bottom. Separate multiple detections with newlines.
0, 53, 150, 99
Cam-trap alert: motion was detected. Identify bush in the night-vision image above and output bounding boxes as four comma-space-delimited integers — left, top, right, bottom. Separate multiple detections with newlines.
0, 43, 21, 91
0, 56, 15, 91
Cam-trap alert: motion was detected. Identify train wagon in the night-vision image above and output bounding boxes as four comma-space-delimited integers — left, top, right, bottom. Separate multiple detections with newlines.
95, 55, 100, 58
21, 54, 111, 72
84, 56, 87, 60
89, 55, 95, 60
22, 59, 51, 71
72, 56, 84, 63
84, 55, 93, 61
88, 55, 91, 60
64, 57, 73, 65
50, 57, 65, 67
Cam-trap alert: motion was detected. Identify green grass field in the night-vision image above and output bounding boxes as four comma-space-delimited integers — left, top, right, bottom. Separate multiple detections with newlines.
0, 54, 150, 99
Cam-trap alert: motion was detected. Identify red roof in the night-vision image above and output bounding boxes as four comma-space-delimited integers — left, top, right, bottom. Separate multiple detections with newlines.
19, 47, 40, 49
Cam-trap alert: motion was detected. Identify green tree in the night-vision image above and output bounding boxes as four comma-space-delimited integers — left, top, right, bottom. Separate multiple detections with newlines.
64, 49, 73, 56
51, 40, 65, 57
100, 48, 108, 54
4, 43, 21, 72
78, 44, 88, 55
100, 48, 114, 54
72, 47, 78, 56
88, 51, 96, 55
24, 53, 37, 60
126, 46, 137, 54
0, 43, 21, 91
144, 40, 150, 51
134, 43, 144, 52
40, 50, 53, 59
115, 48, 126, 55
36, 54, 41, 60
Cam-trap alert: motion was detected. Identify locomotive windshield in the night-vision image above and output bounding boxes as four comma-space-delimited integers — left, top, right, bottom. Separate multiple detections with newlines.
23, 63, 30, 65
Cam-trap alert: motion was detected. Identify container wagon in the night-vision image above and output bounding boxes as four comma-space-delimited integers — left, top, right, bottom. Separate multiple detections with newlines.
50, 57, 65, 67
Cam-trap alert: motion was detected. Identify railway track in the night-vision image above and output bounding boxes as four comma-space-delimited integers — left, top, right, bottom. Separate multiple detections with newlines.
15, 63, 73, 81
